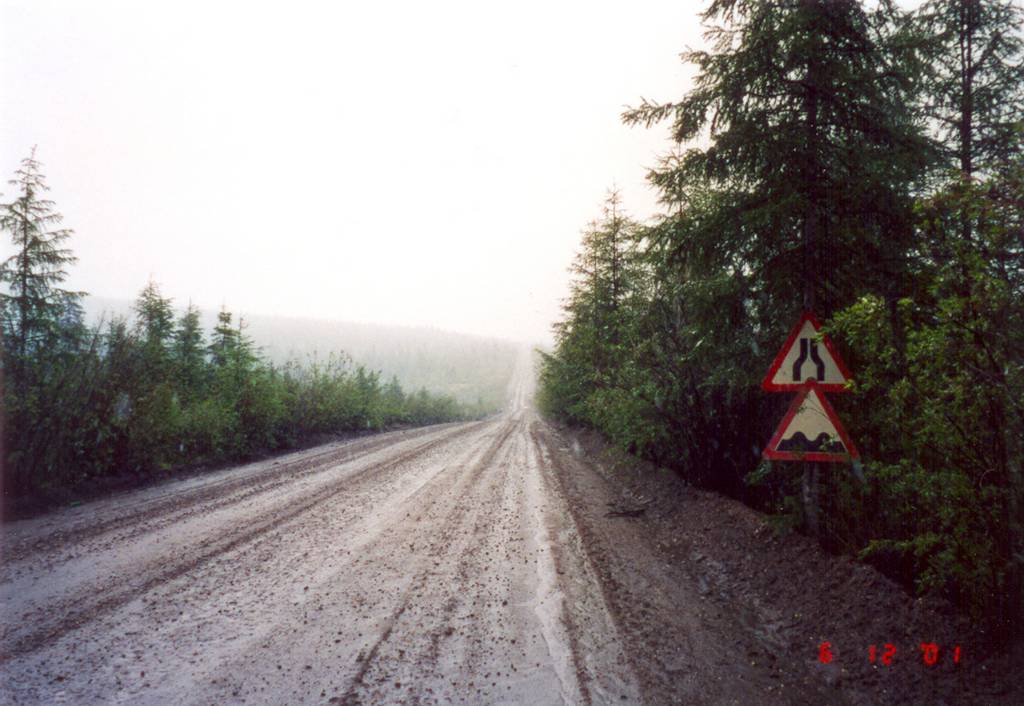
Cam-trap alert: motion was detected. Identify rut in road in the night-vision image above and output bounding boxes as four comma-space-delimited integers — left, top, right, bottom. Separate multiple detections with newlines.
3, 353, 1005, 706
0, 356, 646, 705
0, 421, 484, 662
334, 416, 523, 702
2, 422, 465, 563
5, 350, 838, 706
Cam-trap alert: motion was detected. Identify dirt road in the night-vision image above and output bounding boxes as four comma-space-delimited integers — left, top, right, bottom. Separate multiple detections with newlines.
0, 357, 627, 704
0, 355, 1007, 705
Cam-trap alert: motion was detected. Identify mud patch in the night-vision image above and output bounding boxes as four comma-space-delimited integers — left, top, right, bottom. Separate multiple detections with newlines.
543, 423, 1024, 706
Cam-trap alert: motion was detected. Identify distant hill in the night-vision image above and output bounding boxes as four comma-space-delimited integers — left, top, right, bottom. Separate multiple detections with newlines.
82, 296, 520, 410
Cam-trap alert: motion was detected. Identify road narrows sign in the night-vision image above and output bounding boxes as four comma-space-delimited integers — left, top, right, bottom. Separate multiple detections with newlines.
761, 312, 852, 392
763, 381, 860, 463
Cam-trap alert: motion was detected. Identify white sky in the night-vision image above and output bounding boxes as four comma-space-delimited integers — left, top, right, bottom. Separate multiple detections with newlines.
1, 1, 705, 344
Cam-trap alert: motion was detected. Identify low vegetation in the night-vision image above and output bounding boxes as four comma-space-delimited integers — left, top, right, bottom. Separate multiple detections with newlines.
539, 0, 1023, 645
0, 151, 477, 506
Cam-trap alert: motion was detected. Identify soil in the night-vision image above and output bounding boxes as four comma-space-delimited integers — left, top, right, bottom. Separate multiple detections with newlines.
0, 353, 1019, 705
541, 423, 1024, 705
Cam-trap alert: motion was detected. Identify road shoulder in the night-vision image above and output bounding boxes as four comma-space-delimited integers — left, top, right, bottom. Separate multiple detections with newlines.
534, 420, 1021, 706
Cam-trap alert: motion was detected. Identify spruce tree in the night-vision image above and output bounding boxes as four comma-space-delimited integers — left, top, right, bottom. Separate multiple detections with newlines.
134, 280, 175, 349
543, 191, 641, 422
919, 0, 1024, 179
558, 190, 636, 357
210, 307, 257, 391
133, 280, 175, 381
209, 307, 239, 368
623, 0, 932, 318
174, 302, 207, 396
0, 148, 84, 384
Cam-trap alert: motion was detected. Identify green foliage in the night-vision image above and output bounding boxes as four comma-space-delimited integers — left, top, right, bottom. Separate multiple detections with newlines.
825, 165, 1024, 627
0, 153, 477, 505
918, 0, 1024, 176
540, 0, 1024, 642
224, 314, 517, 414
174, 303, 207, 397
0, 148, 84, 390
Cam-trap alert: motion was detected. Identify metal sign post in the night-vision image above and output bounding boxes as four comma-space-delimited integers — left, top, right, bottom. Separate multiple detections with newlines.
762, 312, 858, 535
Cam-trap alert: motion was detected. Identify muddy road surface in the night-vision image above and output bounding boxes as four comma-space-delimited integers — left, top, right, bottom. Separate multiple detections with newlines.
0, 354, 987, 705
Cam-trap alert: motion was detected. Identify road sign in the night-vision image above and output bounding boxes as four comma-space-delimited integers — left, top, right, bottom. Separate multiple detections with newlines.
763, 381, 859, 462
761, 312, 852, 392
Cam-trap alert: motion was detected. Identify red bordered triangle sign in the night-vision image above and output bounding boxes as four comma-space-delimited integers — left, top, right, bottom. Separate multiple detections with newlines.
762, 312, 852, 393
763, 381, 860, 463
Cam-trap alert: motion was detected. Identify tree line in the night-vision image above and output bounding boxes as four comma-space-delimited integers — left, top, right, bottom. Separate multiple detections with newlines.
0, 149, 471, 505
539, 0, 1023, 645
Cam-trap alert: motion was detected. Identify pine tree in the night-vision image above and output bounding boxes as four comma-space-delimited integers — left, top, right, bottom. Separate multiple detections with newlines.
174, 302, 207, 396
132, 280, 175, 381
0, 148, 84, 385
209, 307, 239, 368
134, 280, 175, 350
210, 307, 257, 391
542, 191, 642, 423
623, 0, 932, 319
558, 190, 639, 373
919, 0, 1024, 179
231, 315, 258, 376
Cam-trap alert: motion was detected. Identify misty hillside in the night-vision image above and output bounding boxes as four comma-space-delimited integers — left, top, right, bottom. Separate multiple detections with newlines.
83, 296, 520, 410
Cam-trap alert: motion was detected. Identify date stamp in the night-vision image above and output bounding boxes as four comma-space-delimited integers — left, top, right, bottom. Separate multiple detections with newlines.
818, 642, 962, 667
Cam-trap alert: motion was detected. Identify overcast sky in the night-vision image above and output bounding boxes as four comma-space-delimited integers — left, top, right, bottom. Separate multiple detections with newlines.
1, 1, 707, 343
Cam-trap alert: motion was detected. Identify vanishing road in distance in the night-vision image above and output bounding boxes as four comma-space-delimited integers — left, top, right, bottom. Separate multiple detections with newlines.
1, 353, 825, 705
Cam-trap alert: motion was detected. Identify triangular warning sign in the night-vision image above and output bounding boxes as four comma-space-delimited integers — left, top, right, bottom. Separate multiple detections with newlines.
762, 312, 852, 392
763, 382, 859, 463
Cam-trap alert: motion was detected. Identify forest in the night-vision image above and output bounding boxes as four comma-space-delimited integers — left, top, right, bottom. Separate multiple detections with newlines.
538, 0, 1024, 644
0, 154, 488, 508
82, 296, 519, 413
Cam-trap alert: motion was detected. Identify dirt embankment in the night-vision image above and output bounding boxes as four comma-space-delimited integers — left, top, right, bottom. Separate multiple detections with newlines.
538, 422, 1023, 706
2, 351, 1019, 706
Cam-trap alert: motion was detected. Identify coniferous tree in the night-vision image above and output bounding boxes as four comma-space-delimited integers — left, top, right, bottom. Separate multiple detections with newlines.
606, 0, 933, 489
230, 316, 258, 378
134, 281, 175, 350
209, 307, 239, 368
919, 0, 1024, 179
623, 0, 932, 319
540, 191, 642, 425
173, 302, 207, 396
133, 280, 175, 381
0, 148, 83, 386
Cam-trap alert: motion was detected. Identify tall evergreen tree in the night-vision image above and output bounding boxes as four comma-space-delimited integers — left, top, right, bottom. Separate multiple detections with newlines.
173, 302, 207, 396
541, 192, 642, 424
0, 148, 83, 384
134, 280, 175, 350
558, 190, 637, 362
133, 280, 175, 382
919, 0, 1024, 179
209, 307, 240, 368
623, 0, 932, 319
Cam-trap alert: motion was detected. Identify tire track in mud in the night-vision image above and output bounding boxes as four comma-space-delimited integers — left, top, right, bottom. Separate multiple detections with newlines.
526, 427, 594, 706
331, 412, 597, 706
3, 424, 461, 565
526, 421, 642, 706
530, 420, 807, 706
532, 420, 704, 706
410, 419, 524, 682
335, 416, 522, 704
0, 421, 486, 664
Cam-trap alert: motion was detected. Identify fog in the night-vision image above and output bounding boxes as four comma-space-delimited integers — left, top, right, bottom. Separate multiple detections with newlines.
0, 0, 709, 345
